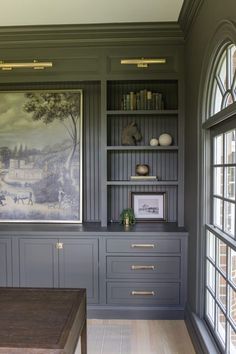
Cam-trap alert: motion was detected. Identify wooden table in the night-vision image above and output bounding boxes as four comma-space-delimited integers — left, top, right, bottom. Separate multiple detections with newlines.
0, 288, 87, 354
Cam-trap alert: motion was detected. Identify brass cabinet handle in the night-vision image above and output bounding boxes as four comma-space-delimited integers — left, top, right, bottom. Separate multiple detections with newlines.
131, 291, 155, 296
131, 244, 155, 249
56, 242, 63, 249
131, 265, 155, 270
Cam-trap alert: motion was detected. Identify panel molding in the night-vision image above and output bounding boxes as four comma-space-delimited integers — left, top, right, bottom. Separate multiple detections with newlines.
178, 0, 203, 38
0, 22, 184, 47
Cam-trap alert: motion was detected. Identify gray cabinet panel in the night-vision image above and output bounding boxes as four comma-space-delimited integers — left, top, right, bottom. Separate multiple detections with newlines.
107, 256, 180, 280
0, 239, 12, 286
106, 238, 181, 253
1, 226, 187, 318
107, 282, 180, 305
59, 238, 99, 304
19, 238, 58, 288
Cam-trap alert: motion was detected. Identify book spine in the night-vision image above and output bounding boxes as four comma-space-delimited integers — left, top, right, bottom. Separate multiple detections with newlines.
130, 92, 136, 110
140, 90, 145, 110
122, 94, 126, 110
126, 94, 130, 110
136, 93, 140, 110
147, 91, 152, 110
143, 89, 147, 110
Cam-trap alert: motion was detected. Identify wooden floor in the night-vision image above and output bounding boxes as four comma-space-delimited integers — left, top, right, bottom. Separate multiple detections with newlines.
76, 320, 196, 354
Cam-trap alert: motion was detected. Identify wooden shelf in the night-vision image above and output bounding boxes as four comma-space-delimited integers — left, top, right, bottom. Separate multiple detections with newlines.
106, 146, 178, 151
106, 181, 179, 186
107, 110, 178, 115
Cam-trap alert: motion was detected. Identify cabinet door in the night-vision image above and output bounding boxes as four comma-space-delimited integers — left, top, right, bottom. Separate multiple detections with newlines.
19, 238, 59, 287
59, 239, 99, 304
0, 239, 12, 286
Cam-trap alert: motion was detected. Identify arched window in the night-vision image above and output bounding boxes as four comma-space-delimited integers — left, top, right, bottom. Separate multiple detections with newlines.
208, 43, 236, 117
204, 42, 236, 353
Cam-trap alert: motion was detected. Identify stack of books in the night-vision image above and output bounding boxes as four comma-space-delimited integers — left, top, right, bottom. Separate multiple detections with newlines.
121, 90, 164, 111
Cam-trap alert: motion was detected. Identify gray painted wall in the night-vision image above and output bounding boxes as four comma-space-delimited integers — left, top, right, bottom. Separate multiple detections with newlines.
184, 0, 236, 313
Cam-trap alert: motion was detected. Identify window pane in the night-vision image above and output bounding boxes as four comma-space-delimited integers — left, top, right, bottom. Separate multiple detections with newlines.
230, 325, 236, 354
213, 82, 223, 115
230, 45, 236, 87
206, 289, 215, 325
206, 231, 216, 262
225, 130, 236, 164
225, 93, 234, 107
224, 201, 235, 236
217, 240, 227, 275
216, 305, 226, 345
214, 134, 223, 164
206, 260, 215, 293
230, 286, 236, 326
226, 166, 235, 200
216, 271, 227, 309
214, 197, 223, 228
218, 54, 227, 90
214, 167, 223, 196
230, 249, 236, 287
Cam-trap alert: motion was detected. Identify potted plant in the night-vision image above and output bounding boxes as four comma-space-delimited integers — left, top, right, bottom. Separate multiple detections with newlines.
119, 208, 136, 225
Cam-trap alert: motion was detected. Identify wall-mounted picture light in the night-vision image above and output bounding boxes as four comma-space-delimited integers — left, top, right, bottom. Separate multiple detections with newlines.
120, 58, 166, 68
0, 60, 53, 71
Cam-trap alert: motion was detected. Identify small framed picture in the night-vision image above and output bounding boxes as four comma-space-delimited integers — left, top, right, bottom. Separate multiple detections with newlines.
130, 192, 166, 222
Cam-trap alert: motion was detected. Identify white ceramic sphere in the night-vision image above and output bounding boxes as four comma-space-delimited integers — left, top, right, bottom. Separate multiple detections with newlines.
149, 138, 159, 146
158, 133, 172, 146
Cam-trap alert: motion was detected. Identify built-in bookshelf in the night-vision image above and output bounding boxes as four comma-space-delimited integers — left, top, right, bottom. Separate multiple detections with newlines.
101, 79, 183, 227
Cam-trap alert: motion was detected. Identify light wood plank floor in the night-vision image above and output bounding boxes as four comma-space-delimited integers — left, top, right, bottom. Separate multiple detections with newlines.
76, 320, 196, 354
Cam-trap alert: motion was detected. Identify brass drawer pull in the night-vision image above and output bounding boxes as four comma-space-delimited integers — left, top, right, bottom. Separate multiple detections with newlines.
131, 265, 155, 270
131, 244, 155, 249
56, 242, 63, 249
131, 291, 155, 296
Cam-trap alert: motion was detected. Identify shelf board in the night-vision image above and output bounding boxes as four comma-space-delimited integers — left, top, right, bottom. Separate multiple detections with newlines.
106, 146, 178, 151
106, 110, 178, 115
106, 181, 179, 186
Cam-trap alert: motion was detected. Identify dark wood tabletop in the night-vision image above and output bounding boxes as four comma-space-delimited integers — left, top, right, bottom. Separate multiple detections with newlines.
0, 288, 87, 354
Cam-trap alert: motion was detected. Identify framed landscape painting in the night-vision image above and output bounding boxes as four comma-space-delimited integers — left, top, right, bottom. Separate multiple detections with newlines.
130, 192, 166, 222
0, 89, 83, 223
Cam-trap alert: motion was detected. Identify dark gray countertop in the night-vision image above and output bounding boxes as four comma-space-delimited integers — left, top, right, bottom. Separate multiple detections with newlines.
0, 222, 188, 236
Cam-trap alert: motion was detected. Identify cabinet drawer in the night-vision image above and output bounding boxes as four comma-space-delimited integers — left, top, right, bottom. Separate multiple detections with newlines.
106, 238, 181, 254
107, 282, 180, 306
107, 256, 180, 280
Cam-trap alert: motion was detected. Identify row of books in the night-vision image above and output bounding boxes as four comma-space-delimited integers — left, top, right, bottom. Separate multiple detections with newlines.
121, 90, 164, 111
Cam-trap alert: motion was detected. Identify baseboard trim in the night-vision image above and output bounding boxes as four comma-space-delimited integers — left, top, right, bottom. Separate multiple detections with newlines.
88, 306, 184, 319
185, 304, 221, 354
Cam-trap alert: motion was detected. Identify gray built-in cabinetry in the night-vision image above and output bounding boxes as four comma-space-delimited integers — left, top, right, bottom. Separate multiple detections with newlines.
18, 238, 99, 303
0, 24, 187, 319
0, 224, 187, 319
0, 239, 12, 286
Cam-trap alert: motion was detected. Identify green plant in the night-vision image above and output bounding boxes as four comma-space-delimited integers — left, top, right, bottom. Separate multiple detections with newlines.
119, 208, 136, 225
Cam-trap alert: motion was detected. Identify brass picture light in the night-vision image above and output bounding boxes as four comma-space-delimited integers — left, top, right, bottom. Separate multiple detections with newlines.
120, 58, 166, 68
0, 60, 53, 71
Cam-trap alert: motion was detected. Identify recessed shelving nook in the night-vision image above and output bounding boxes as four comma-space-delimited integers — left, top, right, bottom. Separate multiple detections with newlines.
101, 79, 184, 227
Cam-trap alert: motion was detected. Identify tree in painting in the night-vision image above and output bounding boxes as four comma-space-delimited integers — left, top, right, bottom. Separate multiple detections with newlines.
23, 92, 81, 178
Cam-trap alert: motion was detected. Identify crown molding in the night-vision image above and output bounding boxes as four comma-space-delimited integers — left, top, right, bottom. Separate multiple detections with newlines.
178, 0, 203, 38
0, 22, 184, 47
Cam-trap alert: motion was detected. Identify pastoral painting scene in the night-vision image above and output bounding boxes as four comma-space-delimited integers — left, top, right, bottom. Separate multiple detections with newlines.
0, 90, 82, 222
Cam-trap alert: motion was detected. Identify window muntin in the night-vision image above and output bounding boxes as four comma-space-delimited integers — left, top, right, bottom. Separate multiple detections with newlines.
209, 44, 236, 117
204, 42, 236, 353
205, 229, 236, 352
212, 129, 236, 239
